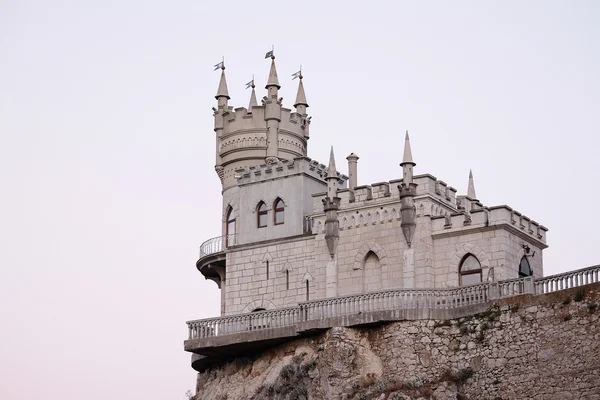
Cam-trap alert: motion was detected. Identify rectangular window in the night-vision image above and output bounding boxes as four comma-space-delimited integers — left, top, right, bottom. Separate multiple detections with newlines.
258, 213, 267, 228
275, 210, 284, 225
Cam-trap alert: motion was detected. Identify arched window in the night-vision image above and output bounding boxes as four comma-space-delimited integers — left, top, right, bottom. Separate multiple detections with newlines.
285, 270, 289, 290
257, 201, 267, 228
363, 251, 382, 293
274, 198, 285, 225
305, 280, 310, 301
519, 256, 532, 277
226, 206, 235, 247
459, 254, 482, 285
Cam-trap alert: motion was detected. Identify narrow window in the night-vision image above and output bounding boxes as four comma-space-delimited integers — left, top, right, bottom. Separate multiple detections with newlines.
257, 201, 267, 228
225, 207, 236, 247
274, 198, 285, 225
459, 254, 482, 285
266, 260, 269, 280
286, 270, 289, 290
519, 256, 533, 277
305, 280, 309, 301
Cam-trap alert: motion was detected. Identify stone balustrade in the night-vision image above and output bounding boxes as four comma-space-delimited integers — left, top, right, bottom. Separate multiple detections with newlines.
186, 264, 600, 340
199, 234, 238, 259
534, 264, 600, 294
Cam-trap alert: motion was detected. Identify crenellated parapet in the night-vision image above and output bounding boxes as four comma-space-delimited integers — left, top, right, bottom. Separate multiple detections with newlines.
310, 173, 459, 214
234, 157, 348, 187
431, 205, 548, 246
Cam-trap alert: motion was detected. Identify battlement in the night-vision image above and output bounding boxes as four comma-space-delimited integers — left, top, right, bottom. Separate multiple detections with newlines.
220, 105, 310, 141
431, 205, 548, 246
235, 157, 348, 186
311, 173, 459, 213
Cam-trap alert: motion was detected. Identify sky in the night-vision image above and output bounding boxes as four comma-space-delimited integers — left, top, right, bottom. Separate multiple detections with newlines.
0, 1, 599, 399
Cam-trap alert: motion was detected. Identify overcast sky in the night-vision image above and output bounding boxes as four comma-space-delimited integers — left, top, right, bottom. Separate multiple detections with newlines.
1, 1, 599, 399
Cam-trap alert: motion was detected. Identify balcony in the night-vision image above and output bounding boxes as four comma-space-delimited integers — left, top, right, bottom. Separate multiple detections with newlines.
196, 234, 237, 287
184, 264, 600, 371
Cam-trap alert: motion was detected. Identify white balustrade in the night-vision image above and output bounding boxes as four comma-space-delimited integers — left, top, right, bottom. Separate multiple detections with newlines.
186, 265, 600, 341
534, 265, 600, 294
199, 234, 238, 258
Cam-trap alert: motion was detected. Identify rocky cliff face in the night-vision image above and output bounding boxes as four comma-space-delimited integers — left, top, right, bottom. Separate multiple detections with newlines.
194, 284, 600, 400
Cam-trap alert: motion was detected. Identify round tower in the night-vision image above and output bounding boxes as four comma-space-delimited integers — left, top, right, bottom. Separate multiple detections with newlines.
212, 57, 311, 190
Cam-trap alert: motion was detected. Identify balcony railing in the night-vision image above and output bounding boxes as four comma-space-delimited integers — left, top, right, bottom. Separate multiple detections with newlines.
199, 234, 237, 259
187, 265, 600, 341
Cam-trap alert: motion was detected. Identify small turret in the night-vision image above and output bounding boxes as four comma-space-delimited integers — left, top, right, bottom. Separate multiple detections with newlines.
264, 56, 282, 164
294, 75, 308, 116
215, 64, 230, 110
248, 82, 257, 111
399, 131, 418, 248
467, 169, 477, 200
323, 146, 341, 258
265, 56, 280, 99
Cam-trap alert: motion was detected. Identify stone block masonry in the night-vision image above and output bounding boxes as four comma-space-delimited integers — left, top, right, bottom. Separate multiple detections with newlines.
193, 282, 600, 400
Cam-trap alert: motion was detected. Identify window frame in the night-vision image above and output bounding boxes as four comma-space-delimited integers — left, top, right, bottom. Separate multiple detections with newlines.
459, 254, 482, 286
257, 201, 267, 228
519, 256, 533, 277
273, 198, 285, 225
225, 206, 235, 247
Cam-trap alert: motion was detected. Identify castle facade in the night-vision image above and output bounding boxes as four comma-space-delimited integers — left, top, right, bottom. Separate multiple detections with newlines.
199, 56, 548, 317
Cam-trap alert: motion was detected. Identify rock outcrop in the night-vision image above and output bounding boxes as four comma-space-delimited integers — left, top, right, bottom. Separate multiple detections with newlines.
193, 284, 600, 400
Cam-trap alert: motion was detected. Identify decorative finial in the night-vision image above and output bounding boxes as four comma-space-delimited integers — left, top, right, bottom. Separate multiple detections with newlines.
467, 169, 477, 199
400, 130, 415, 166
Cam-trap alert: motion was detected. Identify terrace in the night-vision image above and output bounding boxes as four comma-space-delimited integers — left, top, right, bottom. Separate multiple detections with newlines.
184, 264, 600, 371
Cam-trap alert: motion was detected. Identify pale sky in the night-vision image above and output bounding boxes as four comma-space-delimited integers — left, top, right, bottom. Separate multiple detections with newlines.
1, 1, 599, 399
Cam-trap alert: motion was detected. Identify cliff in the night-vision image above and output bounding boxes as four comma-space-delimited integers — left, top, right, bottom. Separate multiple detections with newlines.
193, 283, 600, 400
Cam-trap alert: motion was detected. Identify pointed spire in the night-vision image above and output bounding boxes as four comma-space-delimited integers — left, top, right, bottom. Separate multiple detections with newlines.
467, 169, 477, 199
327, 146, 337, 179
265, 57, 281, 89
215, 66, 230, 100
294, 77, 308, 108
400, 130, 416, 166
248, 84, 257, 110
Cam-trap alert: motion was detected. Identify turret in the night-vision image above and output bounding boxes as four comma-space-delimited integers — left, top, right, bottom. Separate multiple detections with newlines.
294, 74, 308, 116
213, 63, 229, 181
264, 56, 282, 164
248, 79, 257, 111
211, 56, 309, 190
399, 131, 417, 247
323, 147, 340, 258
215, 65, 230, 110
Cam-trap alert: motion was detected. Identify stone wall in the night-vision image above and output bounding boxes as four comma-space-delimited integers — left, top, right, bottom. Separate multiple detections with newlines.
193, 283, 600, 400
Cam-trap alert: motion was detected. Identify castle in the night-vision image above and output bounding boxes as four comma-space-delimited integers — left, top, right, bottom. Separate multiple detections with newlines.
200, 55, 548, 317
182, 55, 573, 374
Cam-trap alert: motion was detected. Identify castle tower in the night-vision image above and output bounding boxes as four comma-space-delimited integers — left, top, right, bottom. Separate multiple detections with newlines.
213, 56, 311, 190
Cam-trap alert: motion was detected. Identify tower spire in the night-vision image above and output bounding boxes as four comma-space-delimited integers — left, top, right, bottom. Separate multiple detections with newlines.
326, 146, 338, 200
215, 62, 229, 109
467, 169, 477, 199
327, 146, 337, 178
294, 72, 309, 115
248, 78, 257, 111
401, 131, 415, 166
265, 56, 281, 91
400, 130, 416, 185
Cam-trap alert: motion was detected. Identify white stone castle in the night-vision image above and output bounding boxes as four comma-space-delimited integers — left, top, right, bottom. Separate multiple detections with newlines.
198, 55, 549, 318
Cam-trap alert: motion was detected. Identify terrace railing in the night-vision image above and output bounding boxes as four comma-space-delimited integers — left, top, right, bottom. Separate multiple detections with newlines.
186, 264, 600, 340
199, 234, 237, 259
